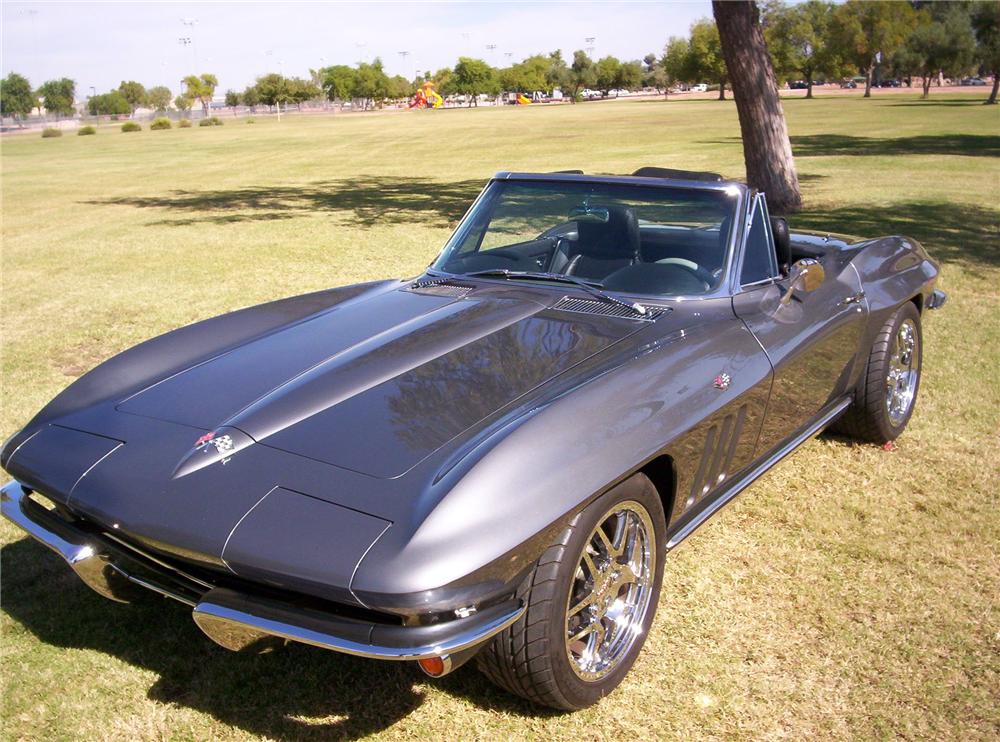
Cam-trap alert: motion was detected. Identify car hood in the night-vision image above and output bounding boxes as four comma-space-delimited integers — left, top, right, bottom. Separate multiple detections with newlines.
116, 285, 641, 478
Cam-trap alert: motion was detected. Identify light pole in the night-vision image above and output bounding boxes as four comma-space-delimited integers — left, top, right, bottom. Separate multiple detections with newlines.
180, 17, 199, 71
585, 36, 596, 58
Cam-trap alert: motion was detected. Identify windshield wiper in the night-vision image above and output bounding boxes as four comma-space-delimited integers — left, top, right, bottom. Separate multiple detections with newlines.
461, 269, 650, 317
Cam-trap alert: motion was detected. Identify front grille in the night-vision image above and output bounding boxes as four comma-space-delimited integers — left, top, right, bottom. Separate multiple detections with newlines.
551, 296, 667, 321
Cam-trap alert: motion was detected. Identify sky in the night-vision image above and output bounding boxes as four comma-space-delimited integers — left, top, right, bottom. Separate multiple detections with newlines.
1, 1, 713, 97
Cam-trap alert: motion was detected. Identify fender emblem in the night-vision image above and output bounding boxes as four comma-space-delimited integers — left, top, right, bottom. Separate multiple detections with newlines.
713, 373, 731, 390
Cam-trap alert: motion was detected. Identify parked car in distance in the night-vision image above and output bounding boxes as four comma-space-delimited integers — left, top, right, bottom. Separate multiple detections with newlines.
789, 80, 809, 90
961, 77, 988, 86
1, 167, 946, 711
877, 79, 903, 88
840, 80, 857, 89
690, 83, 708, 93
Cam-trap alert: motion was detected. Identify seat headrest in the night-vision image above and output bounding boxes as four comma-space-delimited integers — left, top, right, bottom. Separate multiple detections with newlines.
771, 216, 791, 274
576, 204, 640, 259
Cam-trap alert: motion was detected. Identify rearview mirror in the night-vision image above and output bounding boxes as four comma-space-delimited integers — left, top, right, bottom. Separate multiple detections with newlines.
570, 206, 609, 223
780, 258, 825, 305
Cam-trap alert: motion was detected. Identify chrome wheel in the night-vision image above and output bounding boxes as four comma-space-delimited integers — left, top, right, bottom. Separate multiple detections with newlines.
886, 317, 919, 426
565, 500, 656, 681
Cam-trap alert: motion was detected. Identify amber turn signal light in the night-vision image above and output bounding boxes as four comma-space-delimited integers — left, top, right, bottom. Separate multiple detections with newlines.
417, 656, 447, 677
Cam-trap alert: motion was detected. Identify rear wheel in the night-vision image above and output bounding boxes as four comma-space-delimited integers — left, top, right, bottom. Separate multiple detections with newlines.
476, 473, 665, 710
836, 302, 922, 443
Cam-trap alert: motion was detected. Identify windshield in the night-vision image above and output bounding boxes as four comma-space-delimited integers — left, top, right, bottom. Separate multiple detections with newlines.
433, 180, 739, 296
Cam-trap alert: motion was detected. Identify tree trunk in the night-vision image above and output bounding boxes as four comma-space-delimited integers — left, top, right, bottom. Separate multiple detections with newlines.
864, 63, 874, 97
718, 80, 726, 100
922, 73, 931, 99
987, 74, 999, 105
713, 0, 802, 214
806, 81, 813, 99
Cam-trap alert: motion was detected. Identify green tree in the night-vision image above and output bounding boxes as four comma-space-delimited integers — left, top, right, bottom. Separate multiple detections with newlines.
901, 6, 976, 98
971, 1, 1000, 104
224, 89, 241, 108
117, 80, 147, 113
387, 75, 413, 100
242, 84, 260, 112
688, 19, 729, 99
545, 50, 570, 92
616, 60, 643, 92
594, 56, 622, 95
174, 94, 192, 113
321, 65, 358, 105
254, 73, 290, 109
766, 0, 843, 97
568, 50, 596, 101
286, 77, 321, 109
182, 73, 218, 116
432, 67, 455, 96
354, 58, 390, 109
147, 85, 171, 111
452, 57, 498, 106
88, 90, 131, 116
1, 72, 34, 123
37, 78, 76, 116
499, 55, 549, 94
662, 36, 693, 91
833, 0, 918, 97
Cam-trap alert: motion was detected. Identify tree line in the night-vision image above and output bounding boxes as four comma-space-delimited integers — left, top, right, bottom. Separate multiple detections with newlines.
2, 0, 998, 122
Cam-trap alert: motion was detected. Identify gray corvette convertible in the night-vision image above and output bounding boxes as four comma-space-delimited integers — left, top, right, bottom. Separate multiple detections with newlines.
2, 168, 945, 710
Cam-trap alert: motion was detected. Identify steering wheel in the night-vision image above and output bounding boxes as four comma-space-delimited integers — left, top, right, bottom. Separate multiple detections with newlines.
656, 258, 715, 288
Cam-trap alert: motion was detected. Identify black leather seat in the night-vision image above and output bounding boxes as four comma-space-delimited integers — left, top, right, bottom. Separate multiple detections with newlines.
551, 204, 640, 281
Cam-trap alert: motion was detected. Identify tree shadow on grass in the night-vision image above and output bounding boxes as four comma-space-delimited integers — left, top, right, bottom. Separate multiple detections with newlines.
702, 134, 1000, 158
790, 200, 999, 269
0, 538, 552, 740
887, 99, 990, 107
83, 176, 486, 228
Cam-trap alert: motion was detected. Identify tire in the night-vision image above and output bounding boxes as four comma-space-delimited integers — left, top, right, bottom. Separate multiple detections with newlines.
836, 301, 922, 443
476, 473, 666, 710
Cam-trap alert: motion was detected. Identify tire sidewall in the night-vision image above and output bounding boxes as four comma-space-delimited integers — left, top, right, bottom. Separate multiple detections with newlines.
872, 302, 923, 440
546, 473, 667, 709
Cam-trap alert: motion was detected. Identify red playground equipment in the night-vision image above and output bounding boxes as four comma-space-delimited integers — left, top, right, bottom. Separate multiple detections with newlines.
409, 81, 443, 109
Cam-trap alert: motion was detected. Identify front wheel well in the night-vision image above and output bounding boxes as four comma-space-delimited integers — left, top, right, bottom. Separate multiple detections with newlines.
640, 455, 677, 528
911, 293, 923, 314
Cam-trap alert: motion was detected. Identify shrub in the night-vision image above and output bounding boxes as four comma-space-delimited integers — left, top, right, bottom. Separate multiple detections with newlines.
41, 128, 63, 138
178, 118, 192, 128
150, 117, 172, 130
121, 121, 141, 133
199, 116, 224, 127
77, 125, 96, 136
246, 118, 255, 124
198, 118, 213, 127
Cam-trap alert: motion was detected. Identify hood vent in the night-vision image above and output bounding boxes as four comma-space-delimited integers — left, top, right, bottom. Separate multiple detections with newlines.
552, 296, 667, 321
405, 279, 474, 298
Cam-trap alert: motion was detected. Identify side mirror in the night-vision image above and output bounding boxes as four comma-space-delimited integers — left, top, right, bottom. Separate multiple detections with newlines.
780, 258, 825, 305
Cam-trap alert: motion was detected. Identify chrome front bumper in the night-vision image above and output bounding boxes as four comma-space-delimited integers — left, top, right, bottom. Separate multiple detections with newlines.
1, 480, 523, 662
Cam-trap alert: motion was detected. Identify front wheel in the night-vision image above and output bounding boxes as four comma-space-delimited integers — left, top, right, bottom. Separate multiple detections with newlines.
476, 473, 665, 710
836, 301, 923, 443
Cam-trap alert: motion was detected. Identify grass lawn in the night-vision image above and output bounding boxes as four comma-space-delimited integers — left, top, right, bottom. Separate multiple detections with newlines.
1, 94, 998, 740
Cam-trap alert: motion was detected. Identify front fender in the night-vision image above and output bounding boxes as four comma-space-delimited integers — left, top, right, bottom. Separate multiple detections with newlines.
350, 306, 771, 614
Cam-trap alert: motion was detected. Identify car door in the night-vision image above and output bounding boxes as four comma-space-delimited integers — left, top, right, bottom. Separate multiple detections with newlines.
732, 193, 867, 456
